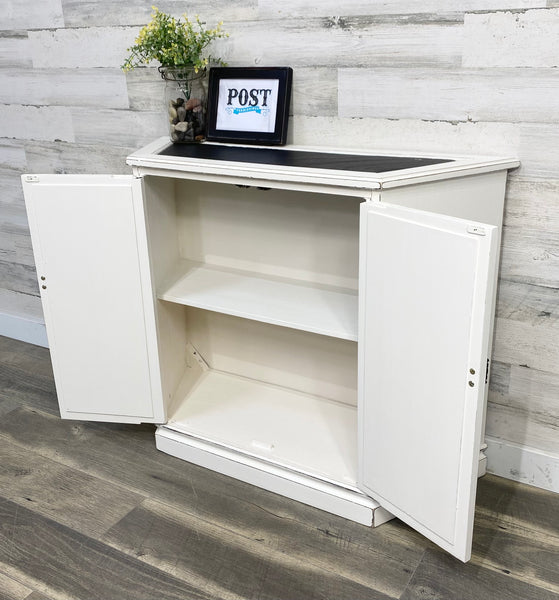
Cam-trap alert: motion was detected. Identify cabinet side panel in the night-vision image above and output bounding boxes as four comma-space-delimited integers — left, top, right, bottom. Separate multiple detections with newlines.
142, 176, 186, 415
381, 172, 506, 227
23, 176, 157, 422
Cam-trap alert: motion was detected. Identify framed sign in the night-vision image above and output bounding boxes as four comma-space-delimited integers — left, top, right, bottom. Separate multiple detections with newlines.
206, 67, 293, 145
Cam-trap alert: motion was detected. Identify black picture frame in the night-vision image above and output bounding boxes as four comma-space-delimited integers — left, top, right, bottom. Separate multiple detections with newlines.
206, 67, 292, 145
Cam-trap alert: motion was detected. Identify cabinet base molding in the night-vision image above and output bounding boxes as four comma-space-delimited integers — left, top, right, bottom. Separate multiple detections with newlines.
155, 426, 394, 527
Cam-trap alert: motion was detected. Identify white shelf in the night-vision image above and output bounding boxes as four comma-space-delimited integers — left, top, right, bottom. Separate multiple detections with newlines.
167, 370, 358, 488
158, 261, 358, 341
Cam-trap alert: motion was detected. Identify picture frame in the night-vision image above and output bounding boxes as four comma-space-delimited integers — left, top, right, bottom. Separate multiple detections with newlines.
206, 67, 293, 145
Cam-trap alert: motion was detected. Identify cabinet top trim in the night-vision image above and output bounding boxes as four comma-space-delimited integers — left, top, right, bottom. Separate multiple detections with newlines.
127, 137, 519, 191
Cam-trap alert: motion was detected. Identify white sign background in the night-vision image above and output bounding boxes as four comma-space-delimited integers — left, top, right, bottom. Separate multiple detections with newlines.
216, 78, 279, 133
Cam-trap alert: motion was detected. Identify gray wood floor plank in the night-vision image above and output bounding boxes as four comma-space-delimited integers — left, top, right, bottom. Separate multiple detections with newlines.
0, 362, 58, 418
0, 440, 145, 538
0, 570, 33, 600
401, 548, 559, 600
476, 473, 559, 538
2, 336, 559, 600
0, 337, 52, 379
0, 408, 423, 598
471, 513, 559, 595
104, 498, 403, 600
0, 498, 216, 600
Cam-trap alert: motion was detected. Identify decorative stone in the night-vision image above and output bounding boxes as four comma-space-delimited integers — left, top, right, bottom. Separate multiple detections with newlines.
175, 121, 191, 133
185, 97, 202, 111
177, 106, 187, 121
168, 105, 178, 120
195, 135, 205, 142
175, 97, 184, 106
170, 131, 180, 142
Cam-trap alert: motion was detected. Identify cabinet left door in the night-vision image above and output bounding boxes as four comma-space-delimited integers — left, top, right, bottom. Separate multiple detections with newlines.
22, 175, 164, 423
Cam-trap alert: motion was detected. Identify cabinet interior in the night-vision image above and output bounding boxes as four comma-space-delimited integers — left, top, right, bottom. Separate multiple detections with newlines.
144, 175, 363, 488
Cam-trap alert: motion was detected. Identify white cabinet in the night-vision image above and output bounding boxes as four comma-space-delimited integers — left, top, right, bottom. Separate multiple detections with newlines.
22, 138, 518, 562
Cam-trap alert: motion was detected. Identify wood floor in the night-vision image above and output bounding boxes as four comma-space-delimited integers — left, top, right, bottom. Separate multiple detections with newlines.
1, 335, 558, 600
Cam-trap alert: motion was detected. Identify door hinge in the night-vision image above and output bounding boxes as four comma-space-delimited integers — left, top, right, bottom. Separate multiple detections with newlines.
485, 358, 490, 384
467, 224, 486, 236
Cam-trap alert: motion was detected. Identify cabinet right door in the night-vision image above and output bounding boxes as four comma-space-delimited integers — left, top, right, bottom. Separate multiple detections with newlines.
357, 200, 498, 562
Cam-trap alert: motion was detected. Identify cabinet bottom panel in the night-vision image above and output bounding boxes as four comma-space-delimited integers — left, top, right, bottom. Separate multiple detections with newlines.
155, 426, 394, 527
167, 368, 358, 486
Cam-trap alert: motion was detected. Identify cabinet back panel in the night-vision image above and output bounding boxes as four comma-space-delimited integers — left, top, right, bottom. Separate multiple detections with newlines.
184, 307, 358, 407
175, 180, 361, 290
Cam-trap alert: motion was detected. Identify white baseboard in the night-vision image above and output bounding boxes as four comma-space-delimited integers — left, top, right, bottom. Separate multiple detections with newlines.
0, 312, 48, 347
485, 436, 559, 494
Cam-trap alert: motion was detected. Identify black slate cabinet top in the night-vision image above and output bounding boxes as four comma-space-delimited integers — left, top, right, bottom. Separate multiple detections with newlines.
158, 143, 452, 174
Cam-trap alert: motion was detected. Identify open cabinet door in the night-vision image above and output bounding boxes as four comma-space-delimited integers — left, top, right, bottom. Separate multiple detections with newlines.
358, 201, 498, 562
23, 175, 163, 423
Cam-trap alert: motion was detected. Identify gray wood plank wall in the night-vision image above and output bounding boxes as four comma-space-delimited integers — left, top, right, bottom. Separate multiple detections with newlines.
1, 2, 557, 490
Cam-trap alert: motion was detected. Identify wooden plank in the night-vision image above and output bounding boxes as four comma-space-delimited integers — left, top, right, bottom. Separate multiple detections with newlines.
61, 0, 257, 27
125, 67, 162, 111
0, 498, 213, 600
216, 19, 463, 68
0, 69, 129, 109
0, 570, 33, 600
0, 408, 425, 572
496, 279, 559, 324
500, 227, 559, 287
258, 0, 545, 18
126, 66, 336, 116
0, 168, 25, 206
104, 498, 403, 600
0, 362, 58, 418
289, 115, 520, 157
0, 105, 74, 143
0, 33, 31, 68
3, 0, 64, 29
519, 123, 559, 178
28, 27, 138, 69
291, 67, 337, 116
476, 473, 559, 539
485, 402, 559, 454
470, 513, 559, 595
72, 109, 166, 147
0, 442, 145, 538
504, 178, 559, 230
505, 365, 559, 417
24, 141, 132, 174
493, 316, 559, 374
401, 546, 559, 600
0, 141, 26, 171
488, 360, 510, 397
464, 8, 559, 68
0, 290, 43, 323
0, 261, 38, 297
0, 336, 52, 379
338, 67, 559, 123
